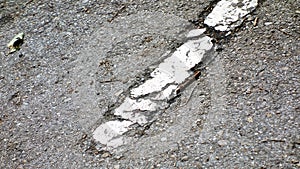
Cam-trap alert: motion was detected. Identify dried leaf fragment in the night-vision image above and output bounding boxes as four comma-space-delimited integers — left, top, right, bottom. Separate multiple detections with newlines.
7, 32, 25, 54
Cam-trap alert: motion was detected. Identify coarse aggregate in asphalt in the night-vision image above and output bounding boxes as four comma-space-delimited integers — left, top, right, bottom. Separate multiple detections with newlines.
0, 0, 299, 168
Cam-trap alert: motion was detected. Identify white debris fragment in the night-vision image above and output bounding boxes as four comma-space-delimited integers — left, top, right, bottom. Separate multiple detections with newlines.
204, 0, 258, 31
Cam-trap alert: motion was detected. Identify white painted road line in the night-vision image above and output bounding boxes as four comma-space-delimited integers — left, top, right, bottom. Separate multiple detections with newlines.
204, 0, 258, 31
93, 0, 259, 149
114, 97, 157, 124
93, 29, 213, 148
131, 31, 213, 98
93, 120, 133, 148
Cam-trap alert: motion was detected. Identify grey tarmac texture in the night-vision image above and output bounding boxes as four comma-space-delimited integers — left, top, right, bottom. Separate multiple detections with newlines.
0, 0, 299, 168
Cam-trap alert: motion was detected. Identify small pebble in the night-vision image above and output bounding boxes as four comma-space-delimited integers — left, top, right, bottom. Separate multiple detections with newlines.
181, 156, 189, 161
63, 98, 72, 103
247, 116, 253, 123
264, 22, 273, 26
161, 137, 167, 142
217, 140, 228, 146
82, 0, 89, 3
101, 152, 110, 158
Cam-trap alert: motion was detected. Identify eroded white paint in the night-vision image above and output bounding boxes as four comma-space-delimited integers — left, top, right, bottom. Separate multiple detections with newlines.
114, 97, 157, 124
131, 34, 213, 98
92, 0, 260, 149
93, 29, 213, 148
153, 84, 178, 100
204, 0, 258, 31
92, 0, 258, 148
93, 120, 133, 147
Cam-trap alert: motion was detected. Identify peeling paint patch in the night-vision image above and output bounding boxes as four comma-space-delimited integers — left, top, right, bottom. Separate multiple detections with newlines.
131, 30, 213, 98
93, 120, 133, 148
204, 0, 258, 31
114, 97, 157, 125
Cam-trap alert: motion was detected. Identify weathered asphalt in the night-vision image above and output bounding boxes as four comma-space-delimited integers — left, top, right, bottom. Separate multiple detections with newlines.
0, 0, 299, 168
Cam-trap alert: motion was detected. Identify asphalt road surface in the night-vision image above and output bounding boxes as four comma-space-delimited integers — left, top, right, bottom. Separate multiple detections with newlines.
0, 0, 299, 168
